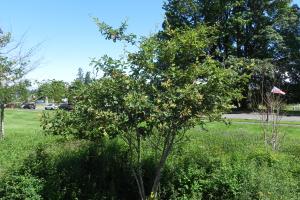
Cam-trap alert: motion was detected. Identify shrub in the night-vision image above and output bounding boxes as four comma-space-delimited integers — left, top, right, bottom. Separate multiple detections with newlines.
13, 139, 139, 200
0, 173, 43, 200
1, 131, 300, 199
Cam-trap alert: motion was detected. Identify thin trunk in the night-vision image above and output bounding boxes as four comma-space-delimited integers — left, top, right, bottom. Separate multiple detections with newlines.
136, 132, 146, 200
0, 103, 4, 139
132, 131, 146, 200
150, 133, 175, 199
132, 169, 146, 200
124, 131, 146, 200
239, 93, 249, 110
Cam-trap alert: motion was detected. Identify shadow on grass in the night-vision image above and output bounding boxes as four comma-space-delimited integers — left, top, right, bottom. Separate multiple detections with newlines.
19, 140, 140, 200
1, 134, 300, 200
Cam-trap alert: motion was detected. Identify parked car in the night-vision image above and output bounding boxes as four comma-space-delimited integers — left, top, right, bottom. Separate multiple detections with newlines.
58, 103, 73, 111
21, 103, 36, 109
45, 103, 58, 110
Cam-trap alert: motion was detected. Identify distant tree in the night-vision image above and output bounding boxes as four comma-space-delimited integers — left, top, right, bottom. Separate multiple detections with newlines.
14, 80, 31, 102
0, 30, 34, 138
66, 79, 84, 104
65, 71, 92, 104
76, 67, 85, 83
163, 0, 300, 106
37, 80, 68, 103
84, 71, 92, 84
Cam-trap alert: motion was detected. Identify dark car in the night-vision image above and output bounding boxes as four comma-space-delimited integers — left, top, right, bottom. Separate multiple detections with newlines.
21, 103, 36, 109
58, 103, 73, 111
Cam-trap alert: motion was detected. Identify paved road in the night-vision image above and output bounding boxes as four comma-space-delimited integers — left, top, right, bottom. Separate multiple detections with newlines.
224, 113, 300, 122
10, 108, 300, 122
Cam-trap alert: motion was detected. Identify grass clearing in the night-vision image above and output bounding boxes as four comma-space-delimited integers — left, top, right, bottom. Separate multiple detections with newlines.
230, 118, 300, 126
202, 121, 300, 138
0, 109, 299, 176
0, 109, 58, 176
0, 109, 300, 199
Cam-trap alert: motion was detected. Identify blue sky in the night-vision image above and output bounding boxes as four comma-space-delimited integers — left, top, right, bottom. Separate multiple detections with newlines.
1, 0, 299, 82
1, 0, 165, 82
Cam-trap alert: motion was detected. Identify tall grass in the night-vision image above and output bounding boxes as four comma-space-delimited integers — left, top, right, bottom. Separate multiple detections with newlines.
0, 110, 300, 199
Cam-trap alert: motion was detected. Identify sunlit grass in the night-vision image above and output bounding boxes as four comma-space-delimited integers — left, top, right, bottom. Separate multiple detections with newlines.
0, 109, 57, 175
0, 109, 299, 177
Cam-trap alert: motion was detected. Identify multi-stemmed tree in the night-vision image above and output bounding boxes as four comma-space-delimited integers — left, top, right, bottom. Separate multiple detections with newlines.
42, 21, 242, 199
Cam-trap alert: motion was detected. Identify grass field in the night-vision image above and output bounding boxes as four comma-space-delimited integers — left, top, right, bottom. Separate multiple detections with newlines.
0, 109, 300, 199
230, 118, 300, 125
0, 109, 299, 175
206, 121, 300, 138
0, 109, 57, 176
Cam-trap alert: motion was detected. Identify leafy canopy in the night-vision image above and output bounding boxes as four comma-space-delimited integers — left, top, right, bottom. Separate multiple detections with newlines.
36, 80, 68, 103
44, 25, 241, 140
163, 0, 300, 104
42, 24, 242, 199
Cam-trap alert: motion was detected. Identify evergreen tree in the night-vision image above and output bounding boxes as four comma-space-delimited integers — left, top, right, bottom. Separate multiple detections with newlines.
84, 71, 92, 84
76, 67, 84, 83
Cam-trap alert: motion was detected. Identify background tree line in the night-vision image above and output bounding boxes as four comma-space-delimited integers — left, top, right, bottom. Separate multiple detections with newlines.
163, 0, 300, 108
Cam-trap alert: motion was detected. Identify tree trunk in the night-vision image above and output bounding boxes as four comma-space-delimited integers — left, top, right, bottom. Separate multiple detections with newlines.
150, 134, 175, 199
0, 103, 4, 139
238, 98, 248, 110
136, 132, 146, 200
239, 87, 250, 110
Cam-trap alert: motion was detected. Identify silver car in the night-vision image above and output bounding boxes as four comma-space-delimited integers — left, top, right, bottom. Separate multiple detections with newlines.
45, 103, 58, 110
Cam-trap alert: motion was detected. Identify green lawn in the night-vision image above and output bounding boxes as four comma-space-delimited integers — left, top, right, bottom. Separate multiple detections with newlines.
230, 118, 300, 126
185, 121, 300, 154
0, 109, 300, 199
0, 109, 299, 175
206, 121, 300, 138
0, 109, 57, 175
